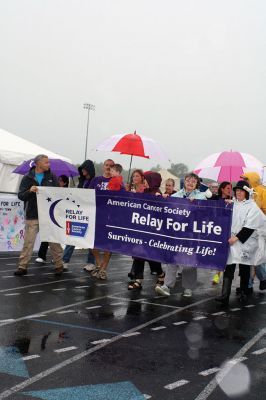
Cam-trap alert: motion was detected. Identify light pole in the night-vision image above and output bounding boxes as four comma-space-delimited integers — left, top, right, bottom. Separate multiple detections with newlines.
83, 103, 95, 161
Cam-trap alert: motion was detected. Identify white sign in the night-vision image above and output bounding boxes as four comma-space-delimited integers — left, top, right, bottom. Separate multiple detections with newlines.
37, 187, 96, 248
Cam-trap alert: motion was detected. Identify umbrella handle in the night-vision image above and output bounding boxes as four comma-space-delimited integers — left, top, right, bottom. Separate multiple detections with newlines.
127, 155, 133, 184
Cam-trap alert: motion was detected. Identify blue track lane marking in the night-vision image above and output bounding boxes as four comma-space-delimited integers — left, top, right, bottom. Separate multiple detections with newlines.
22, 382, 144, 399
0, 347, 29, 378
29, 318, 120, 335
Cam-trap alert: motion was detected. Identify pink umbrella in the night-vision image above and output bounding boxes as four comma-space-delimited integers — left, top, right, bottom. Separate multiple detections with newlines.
95, 131, 169, 180
194, 151, 263, 182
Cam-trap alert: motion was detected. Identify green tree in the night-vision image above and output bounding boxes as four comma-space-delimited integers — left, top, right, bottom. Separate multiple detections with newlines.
168, 163, 189, 178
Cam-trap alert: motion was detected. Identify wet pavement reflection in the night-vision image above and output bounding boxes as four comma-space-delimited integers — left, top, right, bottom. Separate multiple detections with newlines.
0, 252, 265, 399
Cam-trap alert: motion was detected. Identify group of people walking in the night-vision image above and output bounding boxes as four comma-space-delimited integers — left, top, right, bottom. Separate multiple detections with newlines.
14, 153, 266, 306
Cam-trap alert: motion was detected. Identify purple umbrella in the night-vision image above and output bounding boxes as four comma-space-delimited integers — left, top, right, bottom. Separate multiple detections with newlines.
13, 159, 79, 177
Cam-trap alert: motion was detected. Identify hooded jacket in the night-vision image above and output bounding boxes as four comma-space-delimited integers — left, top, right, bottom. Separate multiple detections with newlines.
18, 167, 58, 220
143, 172, 162, 195
241, 172, 266, 214
78, 160, 95, 188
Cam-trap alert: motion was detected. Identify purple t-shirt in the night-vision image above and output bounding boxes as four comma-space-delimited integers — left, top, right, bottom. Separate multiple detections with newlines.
89, 176, 111, 190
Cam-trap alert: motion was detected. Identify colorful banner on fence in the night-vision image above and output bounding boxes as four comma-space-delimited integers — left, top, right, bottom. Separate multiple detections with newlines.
37, 188, 233, 270
0, 195, 39, 252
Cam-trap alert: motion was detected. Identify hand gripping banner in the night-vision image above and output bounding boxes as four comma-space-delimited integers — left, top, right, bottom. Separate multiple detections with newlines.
37, 188, 233, 270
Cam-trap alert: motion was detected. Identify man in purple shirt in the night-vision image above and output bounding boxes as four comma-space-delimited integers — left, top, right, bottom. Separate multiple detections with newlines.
89, 159, 114, 280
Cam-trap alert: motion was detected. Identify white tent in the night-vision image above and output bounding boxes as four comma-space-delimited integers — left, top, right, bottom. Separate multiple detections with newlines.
158, 169, 180, 192
0, 128, 71, 193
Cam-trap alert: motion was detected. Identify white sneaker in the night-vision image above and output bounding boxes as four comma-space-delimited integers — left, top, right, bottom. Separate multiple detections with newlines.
35, 257, 45, 263
63, 263, 69, 270
182, 288, 192, 297
155, 284, 170, 297
83, 263, 96, 272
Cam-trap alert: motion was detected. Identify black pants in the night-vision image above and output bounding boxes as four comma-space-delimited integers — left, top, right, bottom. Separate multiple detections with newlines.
38, 242, 49, 260
132, 257, 163, 280
224, 264, 250, 293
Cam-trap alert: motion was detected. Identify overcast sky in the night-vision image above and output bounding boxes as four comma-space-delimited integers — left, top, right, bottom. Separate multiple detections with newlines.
0, 0, 266, 171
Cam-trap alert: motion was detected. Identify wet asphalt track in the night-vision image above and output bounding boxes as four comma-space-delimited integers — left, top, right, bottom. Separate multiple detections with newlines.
0, 251, 265, 400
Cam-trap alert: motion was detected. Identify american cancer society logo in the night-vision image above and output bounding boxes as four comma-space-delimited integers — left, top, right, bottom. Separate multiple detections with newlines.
47, 194, 89, 238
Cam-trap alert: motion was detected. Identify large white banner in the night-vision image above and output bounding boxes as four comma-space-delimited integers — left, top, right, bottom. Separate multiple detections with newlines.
37, 187, 96, 248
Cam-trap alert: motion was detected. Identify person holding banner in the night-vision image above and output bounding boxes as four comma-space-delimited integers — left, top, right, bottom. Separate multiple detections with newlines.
126, 169, 159, 279
14, 154, 64, 276
128, 171, 165, 290
89, 159, 115, 280
211, 181, 232, 285
126, 169, 145, 193
215, 180, 266, 306
155, 172, 207, 297
164, 178, 177, 197
62, 159, 96, 272
36, 174, 69, 264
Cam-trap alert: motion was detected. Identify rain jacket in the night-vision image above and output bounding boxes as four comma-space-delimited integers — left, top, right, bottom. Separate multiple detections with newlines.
227, 198, 266, 265
171, 188, 207, 200
18, 167, 58, 220
78, 160, 95, 188
241, 172, 266, 214
107, 176, 123, 191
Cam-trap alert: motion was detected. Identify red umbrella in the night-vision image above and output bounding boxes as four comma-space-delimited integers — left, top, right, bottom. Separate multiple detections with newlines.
95, 131, 169, 180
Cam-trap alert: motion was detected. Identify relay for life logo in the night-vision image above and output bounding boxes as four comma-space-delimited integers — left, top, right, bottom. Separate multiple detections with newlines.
46, 193, 89, 238
47, 195, 89, 238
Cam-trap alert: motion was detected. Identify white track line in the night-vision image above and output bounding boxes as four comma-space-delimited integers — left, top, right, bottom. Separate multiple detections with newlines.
199, 368, 221, 377
56, 310, 75, 314
193, 316, 207, 321
4, 293, 20, 296
22, 355, 40, 361
0, 277, 83, 294
0, 297, 214, 399
108, 296, 180, 310
122, 332, 141, 337
173, 321, 188, 326
151, 326, 166, 331
0, 319, 15, 323
74, 285, 90, 289
0, 291, 123, 328
28, 291, 44, 294
28, 314, 47, 318
91, 339, 111, 345
54, 346, 77, 353
193, 327, 266, 400
164, 380, 189, 390
211, 311, 225, 316
252, 347, 266, 355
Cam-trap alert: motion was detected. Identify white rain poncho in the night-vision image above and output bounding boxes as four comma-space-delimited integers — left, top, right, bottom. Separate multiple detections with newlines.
227, 199, 266, 265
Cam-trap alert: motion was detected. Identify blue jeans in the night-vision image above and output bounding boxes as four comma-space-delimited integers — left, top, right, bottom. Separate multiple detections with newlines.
63, 245, 95, 265
256, 263, 266, 281
86, 249, 95, 264
63, 245, 75, 263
